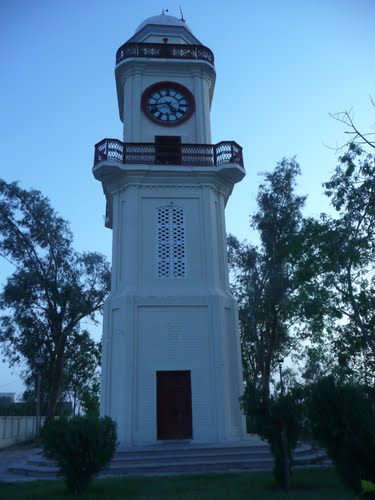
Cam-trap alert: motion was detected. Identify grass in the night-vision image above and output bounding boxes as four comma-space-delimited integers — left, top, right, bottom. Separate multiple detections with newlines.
0, 468, 352, 499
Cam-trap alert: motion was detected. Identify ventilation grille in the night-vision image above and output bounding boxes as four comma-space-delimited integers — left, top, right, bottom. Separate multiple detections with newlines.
157, 207, 186, 278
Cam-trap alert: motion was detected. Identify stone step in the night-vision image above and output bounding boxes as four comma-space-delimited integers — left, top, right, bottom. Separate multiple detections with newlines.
115, 445, 270, 458
104, 461, 275, 476
117, 444, 269, 455
8, 446, 327, 479
26, 447, 323, 467
27, 448, 270, 465
8, 464, 59, 478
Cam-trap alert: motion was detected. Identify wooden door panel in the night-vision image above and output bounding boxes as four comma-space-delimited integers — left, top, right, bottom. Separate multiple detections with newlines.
157, 370, 192, 440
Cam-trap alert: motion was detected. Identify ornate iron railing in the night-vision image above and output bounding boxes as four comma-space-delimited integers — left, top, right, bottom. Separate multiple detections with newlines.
94, 139, 243, 168
116, 42, 214, 66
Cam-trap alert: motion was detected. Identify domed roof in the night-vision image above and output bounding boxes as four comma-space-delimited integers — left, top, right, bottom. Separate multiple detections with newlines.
135, 12, 192, 33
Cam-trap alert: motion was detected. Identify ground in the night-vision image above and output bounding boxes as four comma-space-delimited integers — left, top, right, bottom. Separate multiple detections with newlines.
0, 468, 351, 498
0, 442, 351, 498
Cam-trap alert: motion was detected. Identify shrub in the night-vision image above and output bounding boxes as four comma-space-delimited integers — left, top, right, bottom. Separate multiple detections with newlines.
41, 415, 117, 494
267, 392, 303, 491
241, 383, 304, 491
307, 377, 375, 493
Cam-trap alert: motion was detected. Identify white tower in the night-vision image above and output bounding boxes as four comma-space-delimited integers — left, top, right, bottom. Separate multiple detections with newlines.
93, 13, 247, 447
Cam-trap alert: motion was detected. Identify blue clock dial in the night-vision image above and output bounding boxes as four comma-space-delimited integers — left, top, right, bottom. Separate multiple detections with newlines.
141, 82, 195, 126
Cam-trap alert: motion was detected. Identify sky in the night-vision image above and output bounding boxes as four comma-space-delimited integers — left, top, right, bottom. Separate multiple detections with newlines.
0, 0, 374, 397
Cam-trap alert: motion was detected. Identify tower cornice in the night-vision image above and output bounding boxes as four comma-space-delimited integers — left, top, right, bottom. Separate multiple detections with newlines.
94, 160, 244, 229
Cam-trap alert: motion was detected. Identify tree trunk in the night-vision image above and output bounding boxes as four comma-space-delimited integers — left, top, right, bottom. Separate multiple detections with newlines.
47, 335, 67, 419
346, 264, 375, 357
262, 361, 271, 403
281, 425, 290, 492
262, 310, 279, 404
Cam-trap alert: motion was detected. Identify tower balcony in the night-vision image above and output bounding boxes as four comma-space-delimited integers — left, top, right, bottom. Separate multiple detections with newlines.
116, 42, 214, 66
93, 139, 245, 229
93, 139, 243, 169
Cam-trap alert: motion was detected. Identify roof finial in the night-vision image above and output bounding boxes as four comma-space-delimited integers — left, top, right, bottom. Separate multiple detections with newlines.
161, 8, 169, 15
179, 5, 185, 22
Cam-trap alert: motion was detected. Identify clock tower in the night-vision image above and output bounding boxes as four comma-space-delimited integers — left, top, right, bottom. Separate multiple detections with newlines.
93, 13, 247, 447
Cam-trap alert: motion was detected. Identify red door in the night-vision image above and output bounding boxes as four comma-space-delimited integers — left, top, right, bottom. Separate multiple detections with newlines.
157, 370, 192, 440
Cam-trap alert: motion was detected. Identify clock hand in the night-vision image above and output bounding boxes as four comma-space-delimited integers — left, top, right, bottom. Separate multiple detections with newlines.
164, 101, 177, 112
169, 100, 180, 111
155, 99, 179, 115
157, 100, 172, 111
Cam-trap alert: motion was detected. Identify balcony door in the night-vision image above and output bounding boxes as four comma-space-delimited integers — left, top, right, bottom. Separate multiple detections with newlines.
157, 370, 192, 440
155, 136, 181, 165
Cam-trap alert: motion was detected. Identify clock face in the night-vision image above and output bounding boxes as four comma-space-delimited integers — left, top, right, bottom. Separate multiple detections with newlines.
141, 82, 195, 126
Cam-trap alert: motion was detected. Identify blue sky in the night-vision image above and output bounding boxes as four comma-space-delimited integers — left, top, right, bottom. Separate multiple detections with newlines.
0, 0, 374, 396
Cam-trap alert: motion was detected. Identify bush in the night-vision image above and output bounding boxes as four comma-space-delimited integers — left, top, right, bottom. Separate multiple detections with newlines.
267, 393, 303, 491
41, 415, 117, 494
307, 377, 375, 493
241, 383, 304, 491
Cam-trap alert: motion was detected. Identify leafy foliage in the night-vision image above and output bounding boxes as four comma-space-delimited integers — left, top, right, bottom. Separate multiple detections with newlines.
0, 180, 110, 417
307, 377, 375, 493
80, 381, 100, 417
0, 399, 35, 416
41, 416, 117, 494
358, 480, 375, 499
241, 383, 304, 491
63, 330, 101, 415
298, 143, 375, 383
228, 158, 307, 399
20, 329, 101, 416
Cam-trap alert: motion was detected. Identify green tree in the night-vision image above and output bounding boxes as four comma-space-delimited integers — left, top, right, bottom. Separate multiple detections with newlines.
80, 381, 100, 417
300, 143, 374, 379
285, 107, 375, 385
63, 330, 101, 415
0, 180, 110, 418
21, 328, 101, 416
228, 158, 307, 402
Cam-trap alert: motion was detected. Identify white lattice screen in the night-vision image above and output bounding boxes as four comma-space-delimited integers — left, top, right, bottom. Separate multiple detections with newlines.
157, 206, 186, 278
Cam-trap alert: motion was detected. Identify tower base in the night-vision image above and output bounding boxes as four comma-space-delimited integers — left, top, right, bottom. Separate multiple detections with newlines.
100, 291, 247, 448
